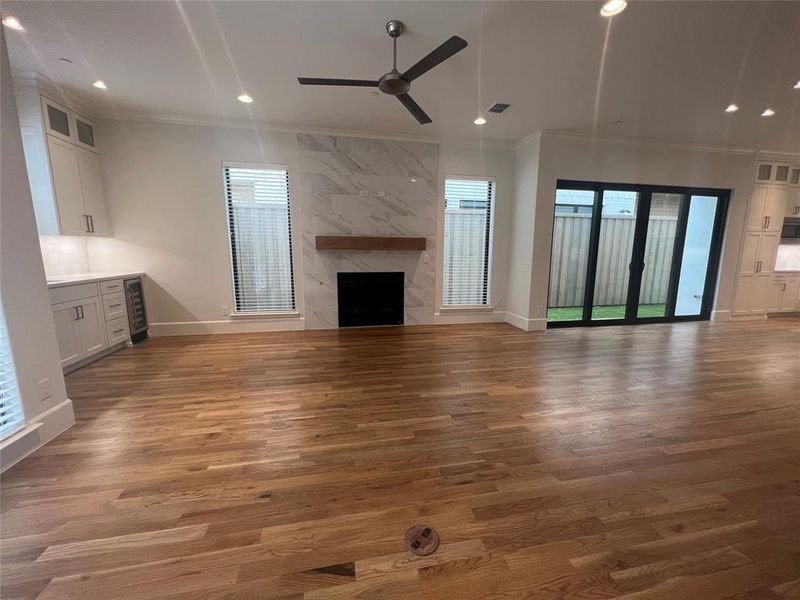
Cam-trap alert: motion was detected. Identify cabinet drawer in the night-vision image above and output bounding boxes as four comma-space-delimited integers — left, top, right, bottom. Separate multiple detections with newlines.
100, 279, 124, 295
102, 292, 126, 321
50, 282, 99, 305
106, 316, 129, 345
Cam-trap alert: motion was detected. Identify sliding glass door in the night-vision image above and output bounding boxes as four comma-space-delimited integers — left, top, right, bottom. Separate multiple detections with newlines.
547, 181, 728, 327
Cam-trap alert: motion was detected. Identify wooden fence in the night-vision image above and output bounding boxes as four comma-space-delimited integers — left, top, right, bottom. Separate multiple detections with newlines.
548, 214, 678, 307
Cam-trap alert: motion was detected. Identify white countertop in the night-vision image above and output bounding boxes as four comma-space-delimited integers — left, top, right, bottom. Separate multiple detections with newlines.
46, 272, 144, 289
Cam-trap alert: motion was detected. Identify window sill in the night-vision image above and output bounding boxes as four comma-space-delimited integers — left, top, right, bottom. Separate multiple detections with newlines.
229, 311, 301, 320
439, 305, 495, 313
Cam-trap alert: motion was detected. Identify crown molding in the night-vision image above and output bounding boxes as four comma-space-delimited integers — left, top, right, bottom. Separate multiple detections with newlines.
11, 69, 101, 118
536, 130, 772, 157
97, 111, 516, 150
535, 130, 800, 161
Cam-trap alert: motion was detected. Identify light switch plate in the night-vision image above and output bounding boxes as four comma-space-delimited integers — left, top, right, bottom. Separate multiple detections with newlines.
38, 378, 52, 402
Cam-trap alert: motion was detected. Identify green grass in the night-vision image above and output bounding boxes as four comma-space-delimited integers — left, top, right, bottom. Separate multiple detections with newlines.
547, 304, 667, 322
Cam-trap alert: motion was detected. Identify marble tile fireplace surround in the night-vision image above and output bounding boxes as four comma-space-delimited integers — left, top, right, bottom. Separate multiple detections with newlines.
298, 134, 438, 329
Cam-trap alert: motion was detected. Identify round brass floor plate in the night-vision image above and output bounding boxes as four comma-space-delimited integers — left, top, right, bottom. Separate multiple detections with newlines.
405, 524, 440, 556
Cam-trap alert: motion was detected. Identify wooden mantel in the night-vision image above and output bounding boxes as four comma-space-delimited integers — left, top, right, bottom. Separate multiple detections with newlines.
315, 236, 427, 251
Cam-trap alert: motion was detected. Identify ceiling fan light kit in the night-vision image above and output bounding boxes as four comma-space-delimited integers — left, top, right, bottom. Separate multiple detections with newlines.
298, 20, 467, 125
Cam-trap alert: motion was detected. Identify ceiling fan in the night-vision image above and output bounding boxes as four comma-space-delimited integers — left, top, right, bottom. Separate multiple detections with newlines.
298, 20, 467, 125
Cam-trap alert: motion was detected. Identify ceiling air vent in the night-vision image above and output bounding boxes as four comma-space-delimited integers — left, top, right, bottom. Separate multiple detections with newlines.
488, 102, 511, 114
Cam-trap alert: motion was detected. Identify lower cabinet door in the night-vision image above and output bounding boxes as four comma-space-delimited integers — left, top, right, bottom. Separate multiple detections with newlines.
732, 274, 754, 315
52, 303, 83, 367
754, 275, 780, 313
781, 276, 800, 311
78, 297, 108, 356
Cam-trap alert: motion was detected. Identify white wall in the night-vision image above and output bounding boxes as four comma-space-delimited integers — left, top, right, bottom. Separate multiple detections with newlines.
88, 120, 304, 335
0, 30, 74, 471
527, 132, 758, 325
91, 119, 517, 334
505, 133, 541, 329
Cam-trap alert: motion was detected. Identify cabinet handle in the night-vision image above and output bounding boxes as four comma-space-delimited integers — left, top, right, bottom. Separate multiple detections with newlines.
78, 305, 84, 319
73, 306, 80, 320
83, 214, 91, 232
109, 303, 121, 308
756, 260, 762, 273
766, 216, 771, 228
795, 206, 799, 215
88, 215, 95, 233
113, 329, 124, 335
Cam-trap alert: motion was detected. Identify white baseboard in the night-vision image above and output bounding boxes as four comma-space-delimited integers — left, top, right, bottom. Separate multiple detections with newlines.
1, 399, 75, 472
150, 317, 306, 336
434, 310, 507, 325
710, 309, 731, 321
504, 312, 547, 331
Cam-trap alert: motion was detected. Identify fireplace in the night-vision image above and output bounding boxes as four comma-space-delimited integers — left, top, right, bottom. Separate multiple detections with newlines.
337, 272, 404, 327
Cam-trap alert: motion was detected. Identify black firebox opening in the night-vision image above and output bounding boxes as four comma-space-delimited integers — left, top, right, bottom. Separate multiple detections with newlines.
337, 272, 404, 327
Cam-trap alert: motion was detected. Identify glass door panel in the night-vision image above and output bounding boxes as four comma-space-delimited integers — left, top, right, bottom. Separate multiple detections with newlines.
547, 189, 595, 322
591, 190, 638, 320
637, 193, 682, 318
674, 195, 719, 316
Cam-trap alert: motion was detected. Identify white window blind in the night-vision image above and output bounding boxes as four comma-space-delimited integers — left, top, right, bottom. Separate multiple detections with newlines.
0, 303, 25, 440
443, 178, 494, 306
223, 164, 296, 313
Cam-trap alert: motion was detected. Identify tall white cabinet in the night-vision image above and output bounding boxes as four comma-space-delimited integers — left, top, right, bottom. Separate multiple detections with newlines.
732, 161, 800, 317
15, 81, 111, 237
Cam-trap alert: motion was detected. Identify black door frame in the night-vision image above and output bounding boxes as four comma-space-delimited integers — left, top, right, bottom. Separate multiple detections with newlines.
548, 179, 730, 328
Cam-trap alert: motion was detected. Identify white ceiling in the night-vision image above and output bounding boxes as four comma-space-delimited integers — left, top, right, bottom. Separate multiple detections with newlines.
4, 1, 800, 151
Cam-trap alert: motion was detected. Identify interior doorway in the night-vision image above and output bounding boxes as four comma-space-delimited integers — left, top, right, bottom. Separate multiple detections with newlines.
547, 180, 729, 327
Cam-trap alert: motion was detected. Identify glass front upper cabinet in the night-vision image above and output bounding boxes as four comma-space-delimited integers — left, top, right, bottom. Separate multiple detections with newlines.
41, 96, 98, 152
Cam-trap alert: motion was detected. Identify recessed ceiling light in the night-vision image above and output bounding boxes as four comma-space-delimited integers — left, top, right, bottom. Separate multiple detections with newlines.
794, 80, 800, 90
600, 0, 627, 17
92, 80, 107, 90
2, 15, 23, 30
761, 108, 775, 117
238, 93, 253, 103
725, 104, 739, 113
473, 116, 487, 125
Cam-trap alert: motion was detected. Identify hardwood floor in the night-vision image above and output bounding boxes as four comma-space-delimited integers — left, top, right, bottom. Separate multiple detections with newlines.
2, 319, 800, 599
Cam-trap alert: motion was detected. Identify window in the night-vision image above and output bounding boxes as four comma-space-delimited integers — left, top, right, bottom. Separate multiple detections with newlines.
0, 303, 25, 440
442, 177, 494, 306
223, 163, 295, 313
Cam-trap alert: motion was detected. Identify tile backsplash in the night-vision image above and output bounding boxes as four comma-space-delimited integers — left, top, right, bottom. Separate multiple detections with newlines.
39, 236, 90, 276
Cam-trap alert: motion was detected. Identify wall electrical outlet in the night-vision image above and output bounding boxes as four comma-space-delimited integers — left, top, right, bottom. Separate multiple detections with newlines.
359, 190, 368, 197
222, 305, 230, 316
38, 378, 52, 402
423, 252, 431, 264
377, 191, 386, 198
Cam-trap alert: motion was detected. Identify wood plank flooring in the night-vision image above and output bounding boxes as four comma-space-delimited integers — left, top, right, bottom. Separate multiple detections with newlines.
2, 319, 799, 599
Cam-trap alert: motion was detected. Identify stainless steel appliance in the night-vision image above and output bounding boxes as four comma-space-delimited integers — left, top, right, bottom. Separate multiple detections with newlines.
124, 277, 148, 343
782, 218, 800, 240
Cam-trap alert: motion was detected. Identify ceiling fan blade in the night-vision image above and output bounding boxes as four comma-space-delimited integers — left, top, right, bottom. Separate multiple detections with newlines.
401, 36, 468, 82
297, 77, 379, 87
397, 94, 432, 125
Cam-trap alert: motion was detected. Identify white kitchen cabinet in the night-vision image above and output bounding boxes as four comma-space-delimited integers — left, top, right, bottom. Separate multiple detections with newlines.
16, 84, 110, 237
786, 188, 800, 218
774, 274, 800, 313
739, 232, 779, 276
47, 136, 87, 236
42, 97, 73, 143
765, 187, 787, 230
52, 303, 82, 368
73, 114, 98, 152
78, 298, 107, 356
76, 148, 110, 235
42, 96, 97, 152
46, 135, 109, 236
51, 297, 107, 367
747, 185, 785, 232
